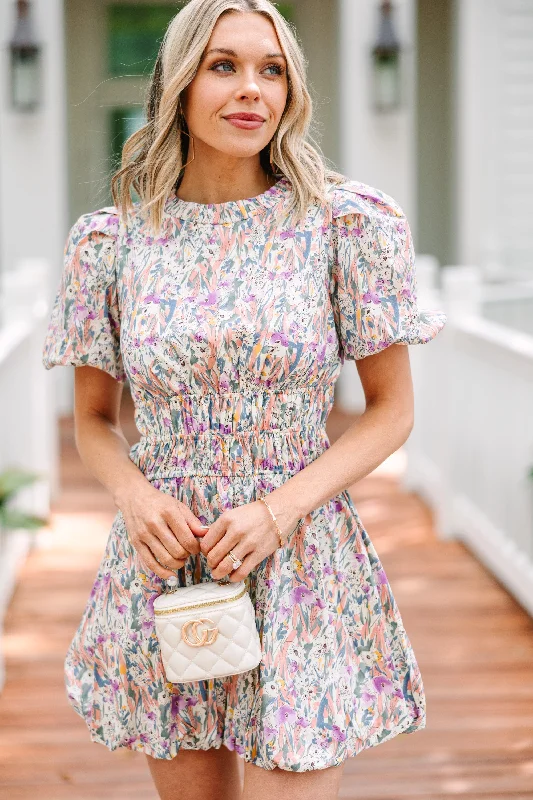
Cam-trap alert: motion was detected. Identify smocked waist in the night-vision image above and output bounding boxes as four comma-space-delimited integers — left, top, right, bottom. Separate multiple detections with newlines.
128, 387, 334, 479
129, 428, 330, 479
132, 387, 334, 438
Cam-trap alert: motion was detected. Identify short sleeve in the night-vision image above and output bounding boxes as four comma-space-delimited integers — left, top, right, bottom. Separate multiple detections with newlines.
42, 207, 126, 382
329, 180, 446, 361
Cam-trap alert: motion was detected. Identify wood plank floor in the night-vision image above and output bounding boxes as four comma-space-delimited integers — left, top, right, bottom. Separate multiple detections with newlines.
1, 389, 533, 799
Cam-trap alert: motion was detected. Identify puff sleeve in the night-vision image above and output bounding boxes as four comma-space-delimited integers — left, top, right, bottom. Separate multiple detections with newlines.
329, 181, 446, 361
42, 207, 126, 382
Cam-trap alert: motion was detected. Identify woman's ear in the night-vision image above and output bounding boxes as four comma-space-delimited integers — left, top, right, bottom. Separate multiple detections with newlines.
180, 86, 189, 116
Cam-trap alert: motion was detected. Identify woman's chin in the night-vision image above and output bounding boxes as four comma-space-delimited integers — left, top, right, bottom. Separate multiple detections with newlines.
205, 146, 268, 163
202, 131, 270, 160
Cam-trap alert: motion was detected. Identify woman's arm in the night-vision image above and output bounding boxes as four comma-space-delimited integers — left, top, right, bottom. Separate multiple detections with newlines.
264, 343, 414, 529
199, 344, 414, 581
73, 365, 205, 578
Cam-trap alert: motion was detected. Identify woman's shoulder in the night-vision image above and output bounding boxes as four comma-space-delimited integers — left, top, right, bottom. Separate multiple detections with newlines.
325, 175, 407, 223
67, 205, 120, 247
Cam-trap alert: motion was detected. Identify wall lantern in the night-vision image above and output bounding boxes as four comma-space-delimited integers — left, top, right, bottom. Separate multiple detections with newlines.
371, 0, 401, 112
9, 0, 41, 112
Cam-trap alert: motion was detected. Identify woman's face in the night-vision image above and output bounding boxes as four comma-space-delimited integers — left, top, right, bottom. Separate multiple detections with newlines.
182, 11, 289, 162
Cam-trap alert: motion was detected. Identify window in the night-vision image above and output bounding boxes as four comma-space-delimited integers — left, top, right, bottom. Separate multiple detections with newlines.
107, 4, 182, 77
107, 5, 182, 172
110, 107, 146, 170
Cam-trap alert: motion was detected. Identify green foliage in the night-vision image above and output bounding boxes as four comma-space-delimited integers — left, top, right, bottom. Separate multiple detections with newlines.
0, 468, 40, 500
0, 468, 48, 532
275, 3, 295, 23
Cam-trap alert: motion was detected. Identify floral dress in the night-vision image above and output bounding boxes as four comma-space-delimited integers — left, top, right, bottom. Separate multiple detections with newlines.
42, 175, 446, 772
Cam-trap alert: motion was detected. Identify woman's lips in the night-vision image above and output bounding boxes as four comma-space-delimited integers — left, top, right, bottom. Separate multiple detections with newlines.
223, 114, 265, 130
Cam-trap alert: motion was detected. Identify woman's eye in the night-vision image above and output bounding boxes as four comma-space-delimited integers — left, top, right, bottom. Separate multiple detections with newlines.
209, 61, 284, 76
211, 61, 235, 73
263, 64, 284, 76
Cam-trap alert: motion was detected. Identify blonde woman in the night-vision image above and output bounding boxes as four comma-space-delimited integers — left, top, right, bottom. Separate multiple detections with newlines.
42, 1, 446, 798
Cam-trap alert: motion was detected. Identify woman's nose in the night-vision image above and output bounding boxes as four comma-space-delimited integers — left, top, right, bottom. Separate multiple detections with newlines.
235, 73, 261, 102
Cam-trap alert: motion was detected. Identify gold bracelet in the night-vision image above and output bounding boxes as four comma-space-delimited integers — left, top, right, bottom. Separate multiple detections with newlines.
258, 496, 285, 548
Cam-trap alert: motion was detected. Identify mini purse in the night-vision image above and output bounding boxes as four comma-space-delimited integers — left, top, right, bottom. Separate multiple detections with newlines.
153, 554, 262, 684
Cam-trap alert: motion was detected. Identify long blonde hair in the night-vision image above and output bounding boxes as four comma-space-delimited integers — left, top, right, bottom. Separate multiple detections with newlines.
111, 0, 342, 232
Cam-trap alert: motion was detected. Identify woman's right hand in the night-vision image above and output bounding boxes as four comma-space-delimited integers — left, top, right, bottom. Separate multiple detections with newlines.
117, 482, 209, 580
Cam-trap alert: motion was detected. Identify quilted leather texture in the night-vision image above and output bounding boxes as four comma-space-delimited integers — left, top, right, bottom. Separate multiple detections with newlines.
154, 579, 246, 612
154, 591, 262, 684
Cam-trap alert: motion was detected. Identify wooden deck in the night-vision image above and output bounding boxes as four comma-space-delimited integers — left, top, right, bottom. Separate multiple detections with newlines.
1, 389, 533, 799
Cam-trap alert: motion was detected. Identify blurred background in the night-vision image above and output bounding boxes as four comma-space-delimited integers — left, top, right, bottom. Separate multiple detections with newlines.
1, 0, 533, 798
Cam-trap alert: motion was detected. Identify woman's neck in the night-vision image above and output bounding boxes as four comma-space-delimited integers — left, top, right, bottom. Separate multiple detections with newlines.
175, 151, 275, 205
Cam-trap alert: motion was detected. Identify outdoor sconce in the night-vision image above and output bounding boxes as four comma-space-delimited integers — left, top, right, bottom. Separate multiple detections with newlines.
9, 0, 41, 112
371, 0, 401, 112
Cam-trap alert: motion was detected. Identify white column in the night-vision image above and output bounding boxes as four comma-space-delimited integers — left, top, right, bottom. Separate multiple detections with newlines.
0, 0, 68, 273
336, 0, 417, 413
454, 0, 489, 270
337, 0, 417, 218
0, 0, 68, 491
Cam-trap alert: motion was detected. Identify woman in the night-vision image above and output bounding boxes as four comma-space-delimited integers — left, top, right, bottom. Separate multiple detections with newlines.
42, 0, 446, 798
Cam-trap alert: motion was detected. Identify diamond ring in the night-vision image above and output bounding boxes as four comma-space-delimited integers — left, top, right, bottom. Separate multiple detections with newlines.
227, 549, 243, 570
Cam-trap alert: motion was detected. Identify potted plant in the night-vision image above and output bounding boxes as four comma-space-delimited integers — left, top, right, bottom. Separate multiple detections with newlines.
0, 467, 49, 536
0, 467, 49, 691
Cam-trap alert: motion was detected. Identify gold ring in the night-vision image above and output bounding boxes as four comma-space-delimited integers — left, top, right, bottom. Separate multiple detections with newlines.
227, 549, 243, 570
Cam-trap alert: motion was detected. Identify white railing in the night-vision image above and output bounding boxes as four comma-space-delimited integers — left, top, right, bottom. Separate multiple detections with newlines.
482, 282, 533, 338
405, 264, 533, 618
0, 261, 54, 691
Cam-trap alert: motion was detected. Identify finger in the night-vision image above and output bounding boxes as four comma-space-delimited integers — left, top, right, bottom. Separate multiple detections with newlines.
178, 505, 211, 537
206, 529, 242, 570
136, 542, 177, 581
163, 507, 202, 555
145, 535, 188, 570
213, 549, 255, 583
153, 527, 190, 561
199, 512, 230, 554
210, 539, 250, 577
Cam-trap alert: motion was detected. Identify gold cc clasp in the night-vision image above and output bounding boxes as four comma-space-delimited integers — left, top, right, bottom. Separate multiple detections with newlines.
182, 617, 219, 647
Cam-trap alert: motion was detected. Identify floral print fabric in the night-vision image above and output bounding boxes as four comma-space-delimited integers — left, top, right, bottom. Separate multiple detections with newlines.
42, 176, 445, 772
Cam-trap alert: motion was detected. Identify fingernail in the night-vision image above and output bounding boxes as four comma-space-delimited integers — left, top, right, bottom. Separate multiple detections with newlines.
200, 525, 210, 529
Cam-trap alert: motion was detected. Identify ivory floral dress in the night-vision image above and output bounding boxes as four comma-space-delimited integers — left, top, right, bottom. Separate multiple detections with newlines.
42, 175, 446, 772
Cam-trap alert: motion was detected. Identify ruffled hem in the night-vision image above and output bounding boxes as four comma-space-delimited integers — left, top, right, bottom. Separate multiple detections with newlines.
74, 695, 425, 772
42, 350, 128, 382
346, 308, 447, 361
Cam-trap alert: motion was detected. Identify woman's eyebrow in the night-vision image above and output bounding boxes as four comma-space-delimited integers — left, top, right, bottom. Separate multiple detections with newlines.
205, 47, 286, 60
205, 47, 238, 56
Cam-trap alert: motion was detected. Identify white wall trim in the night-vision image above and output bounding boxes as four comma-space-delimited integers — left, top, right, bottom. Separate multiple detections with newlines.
454, 495, 533, 619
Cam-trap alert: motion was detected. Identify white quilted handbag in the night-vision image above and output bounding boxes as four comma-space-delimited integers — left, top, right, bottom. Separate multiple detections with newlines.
153, 555, 262, 683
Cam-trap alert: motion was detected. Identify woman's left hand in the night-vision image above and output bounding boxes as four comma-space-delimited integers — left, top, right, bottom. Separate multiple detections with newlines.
197, 499, 301, 582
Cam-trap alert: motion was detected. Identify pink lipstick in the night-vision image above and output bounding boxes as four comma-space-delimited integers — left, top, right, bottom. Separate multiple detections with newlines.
223, 113, 265, 130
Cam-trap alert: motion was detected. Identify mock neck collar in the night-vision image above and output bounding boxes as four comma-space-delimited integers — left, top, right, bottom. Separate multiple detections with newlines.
164, 176, 292, 224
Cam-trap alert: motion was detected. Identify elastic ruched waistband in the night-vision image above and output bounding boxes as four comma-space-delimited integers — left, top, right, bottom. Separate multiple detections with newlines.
129, 428, 330, 479
129, 386, 334, 479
